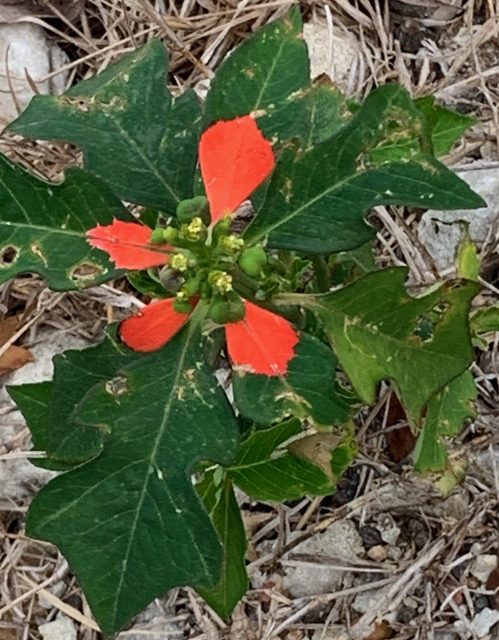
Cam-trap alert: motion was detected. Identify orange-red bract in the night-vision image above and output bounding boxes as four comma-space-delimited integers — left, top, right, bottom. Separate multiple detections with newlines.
87, 220, 170, 269
226, 301, 299, 376
120, 298, 191, 352
199, 116, 275, 223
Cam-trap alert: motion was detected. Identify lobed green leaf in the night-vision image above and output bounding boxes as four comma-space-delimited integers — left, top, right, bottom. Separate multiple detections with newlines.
8, 332, 142, 470
8, 40, 201, 213
244, 85, 484, 254
0, 157, 131, 290
228, 418, 356, 502
314, 268, 478, 424
26, 319, 239, 635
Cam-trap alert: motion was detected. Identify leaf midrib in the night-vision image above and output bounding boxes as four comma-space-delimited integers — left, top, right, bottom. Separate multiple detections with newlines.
111, 319, 206, 624
246, 159, 460, 245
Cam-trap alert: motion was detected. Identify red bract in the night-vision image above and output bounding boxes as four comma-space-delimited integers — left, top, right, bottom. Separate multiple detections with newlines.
120, 299, 190, 352
87, 220, 170, 269
87, 115, 298, 376
225, 301, 299, 375
199, 116, 275, 222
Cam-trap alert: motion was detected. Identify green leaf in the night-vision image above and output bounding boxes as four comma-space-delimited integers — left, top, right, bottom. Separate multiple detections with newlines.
233, 333, 354, 427
0, 156, 130, 290
8, 332, 142, 471
417, 96, 475, 156
196, 472, 248, 619
296, 79, 351, 146
229, 418, 354, 502
471, 304, 499, 335
26, 319, 239, 635
204, 10, 352, 146
261, 77, 351, 147
457, 227, 480, 281
369, 96, 474, 163
414, 371, 476, 472
203, 8, 310, 140
244, 85, 484, 254
314, 268, 478, 423
8, 40, 201, 213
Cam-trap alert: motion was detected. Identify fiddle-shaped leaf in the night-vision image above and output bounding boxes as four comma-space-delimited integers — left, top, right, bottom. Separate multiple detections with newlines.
313, 268, 478, 424
244, 84, 484, 254
204, 9, 349, 146
25, 319, 239, 635
9, 40, 201, 213
203, 8, 308, 136
0, 156, 130, 290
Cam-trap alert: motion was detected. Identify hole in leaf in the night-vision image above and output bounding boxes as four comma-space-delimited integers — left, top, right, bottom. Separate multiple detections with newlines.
70, 262, 105, 283
0, 246, 19, 267
61, 96, 93, 112
105, 376, 129, 398
413, 315, 434, 342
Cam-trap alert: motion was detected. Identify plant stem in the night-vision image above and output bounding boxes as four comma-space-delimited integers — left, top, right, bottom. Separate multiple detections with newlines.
311, 255, 330, 292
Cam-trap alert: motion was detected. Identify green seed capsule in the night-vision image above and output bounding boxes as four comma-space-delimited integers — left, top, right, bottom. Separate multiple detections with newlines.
207, 292, 245, 324
212, 215, 232, 243
182, 274, 201, 296
150, 227, 166, 245
173, 298, 193, 314
239, 246, 267, 277
163, 226, 179, 243
176, 196, 211, 225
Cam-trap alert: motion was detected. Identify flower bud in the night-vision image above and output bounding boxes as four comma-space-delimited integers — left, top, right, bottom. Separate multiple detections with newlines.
176, 196, 211, 225
183, 217, 207, 242
171, 253, 189, 272
220, 234, 244, 255
239, 246, 267, 277
207, 292, 245, 324
212, 215, 232, 243
208, 270, 233, 294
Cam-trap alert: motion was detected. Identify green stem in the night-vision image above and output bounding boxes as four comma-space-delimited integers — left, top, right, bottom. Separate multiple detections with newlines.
311, 255, 330, 292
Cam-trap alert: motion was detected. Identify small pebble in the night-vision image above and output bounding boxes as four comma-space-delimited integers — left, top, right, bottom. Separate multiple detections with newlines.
397, 607, 417, 624
381, 525, 401, 546
470, 554, 498, 583
367, 545, 388, 562
473, 594, 490, 613
359, 524, 383, 548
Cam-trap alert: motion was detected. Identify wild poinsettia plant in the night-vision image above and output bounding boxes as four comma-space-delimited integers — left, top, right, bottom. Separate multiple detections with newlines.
86, 115, 299, 373
1, 8, 488, 635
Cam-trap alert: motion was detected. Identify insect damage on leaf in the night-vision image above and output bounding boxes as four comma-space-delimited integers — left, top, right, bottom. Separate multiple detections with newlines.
104, 375, 129, 398
0, 245, 20, 266
70, 262, 106, 284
